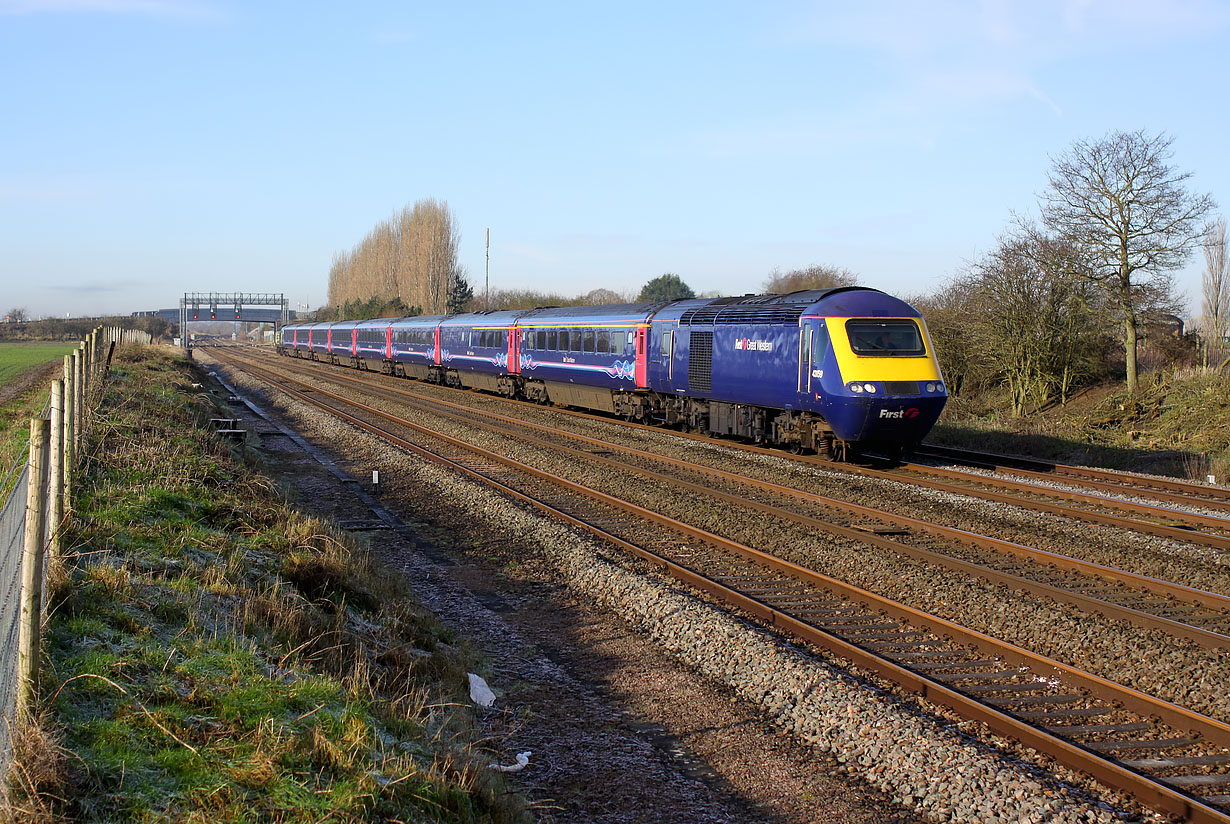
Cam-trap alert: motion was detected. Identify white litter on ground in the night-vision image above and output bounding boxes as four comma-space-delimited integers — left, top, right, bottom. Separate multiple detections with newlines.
490, 751, 532, 773
468, 672, 497, 707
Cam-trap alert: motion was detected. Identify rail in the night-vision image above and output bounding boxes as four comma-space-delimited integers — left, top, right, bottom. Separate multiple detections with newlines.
215, 348, 1230, 823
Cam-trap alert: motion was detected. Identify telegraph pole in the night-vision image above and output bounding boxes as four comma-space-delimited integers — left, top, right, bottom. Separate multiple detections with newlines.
485, 227, 490, 309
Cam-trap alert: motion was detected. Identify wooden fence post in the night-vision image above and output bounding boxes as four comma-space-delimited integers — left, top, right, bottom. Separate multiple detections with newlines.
17, 418, 50, 718
49, 380, 64, 559
72, 349, 83, 450
63, 355, 74, 509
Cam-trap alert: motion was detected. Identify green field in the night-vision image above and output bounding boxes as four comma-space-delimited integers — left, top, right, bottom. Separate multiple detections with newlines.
0, 341, 75, 388
1, 342, 75, 483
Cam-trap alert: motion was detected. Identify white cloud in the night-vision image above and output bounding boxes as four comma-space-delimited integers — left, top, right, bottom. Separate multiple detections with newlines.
781, 0, 1229, 119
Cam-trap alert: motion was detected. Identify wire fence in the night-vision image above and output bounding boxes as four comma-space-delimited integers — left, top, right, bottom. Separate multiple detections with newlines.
0, 324, 144, 773
0, 468, 31, 763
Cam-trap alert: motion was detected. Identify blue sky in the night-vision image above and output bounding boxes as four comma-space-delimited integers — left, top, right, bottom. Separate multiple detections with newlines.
3, 0, 1228, 319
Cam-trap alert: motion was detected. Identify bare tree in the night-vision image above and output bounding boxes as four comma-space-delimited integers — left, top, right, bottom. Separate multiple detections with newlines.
1040, 130, 1215, 392
581, 288, 629, 305
763, 264, 858, 294
327, 198, 465, 315
1203, 218, 1229, 362
5, 307, 28, 323
954, 229, 1106, 415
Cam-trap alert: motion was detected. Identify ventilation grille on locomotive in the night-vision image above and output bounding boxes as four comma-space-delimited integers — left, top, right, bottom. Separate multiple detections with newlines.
680, 304, 809, 326
689, 331, 713, 392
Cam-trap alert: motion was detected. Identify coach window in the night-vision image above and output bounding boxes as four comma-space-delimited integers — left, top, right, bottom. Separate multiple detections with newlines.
581, 330, 593, 353
596, 330, 610, 353
546, 329, 557, 350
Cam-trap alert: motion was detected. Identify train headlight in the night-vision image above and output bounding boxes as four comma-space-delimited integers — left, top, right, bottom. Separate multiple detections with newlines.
863, 383, 877, 393
848, 383, 864, 393
925, 382, 936, 393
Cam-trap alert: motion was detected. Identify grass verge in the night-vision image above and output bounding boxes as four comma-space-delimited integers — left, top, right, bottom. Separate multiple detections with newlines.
4, 345, 526, 823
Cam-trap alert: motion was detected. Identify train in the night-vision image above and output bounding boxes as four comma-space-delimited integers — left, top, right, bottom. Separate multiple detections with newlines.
276, 287, 947, 459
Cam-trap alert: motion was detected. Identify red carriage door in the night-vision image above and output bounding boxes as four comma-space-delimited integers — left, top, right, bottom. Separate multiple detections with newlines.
507, 327, 519, 374
433, 326, 441, 365
385, 327, 392, 359
352, 328, 357, 356
327, 328, 332, 351
635, 326, 648, 388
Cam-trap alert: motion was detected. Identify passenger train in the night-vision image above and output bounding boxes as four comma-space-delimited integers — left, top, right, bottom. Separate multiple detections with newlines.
277, 287, 947, 459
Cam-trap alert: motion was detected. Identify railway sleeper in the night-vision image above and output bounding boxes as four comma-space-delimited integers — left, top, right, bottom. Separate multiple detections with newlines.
1044, 721, 1152, 735
1084, 737, 1197, 753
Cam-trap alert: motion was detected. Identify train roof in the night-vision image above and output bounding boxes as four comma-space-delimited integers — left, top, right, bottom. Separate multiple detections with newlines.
650, 288, 919, 325
386, 315, 446, 327
436, 309, 524, 327
804, 287, 920, 318
515, 302, 666, 324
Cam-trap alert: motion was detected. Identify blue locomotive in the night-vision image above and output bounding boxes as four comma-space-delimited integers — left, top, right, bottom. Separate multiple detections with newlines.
278, 287, 947, 458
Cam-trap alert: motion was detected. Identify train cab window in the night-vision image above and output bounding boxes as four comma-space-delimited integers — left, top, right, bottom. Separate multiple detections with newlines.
547, 329, 558, 350
811, 322, 829, 364
846, 320, 924, 356
583, 330, 595, 353
596, 330, 609, 353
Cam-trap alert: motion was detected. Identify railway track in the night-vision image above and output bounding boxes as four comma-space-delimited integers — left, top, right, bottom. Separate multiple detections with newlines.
214, 347, 1230, 652
916, 443, 1230, 512
236, 346, 1230, 550
211, 348, 1230, 822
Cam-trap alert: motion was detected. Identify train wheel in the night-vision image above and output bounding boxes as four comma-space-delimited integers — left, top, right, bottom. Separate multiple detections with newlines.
820, 437, 844, 461
878, 445, 906, 463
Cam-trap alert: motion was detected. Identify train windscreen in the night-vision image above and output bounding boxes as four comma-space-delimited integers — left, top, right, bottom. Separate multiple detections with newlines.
845, 319, 925, 356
